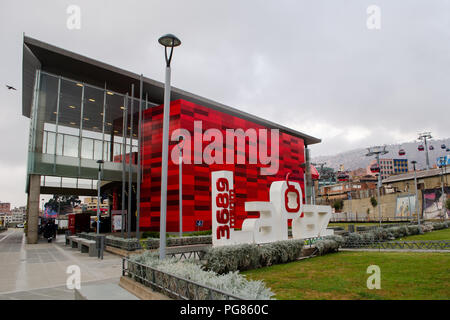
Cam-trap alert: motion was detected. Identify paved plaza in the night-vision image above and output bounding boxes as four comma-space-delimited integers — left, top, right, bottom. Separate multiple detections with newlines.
0, 229, 123, 300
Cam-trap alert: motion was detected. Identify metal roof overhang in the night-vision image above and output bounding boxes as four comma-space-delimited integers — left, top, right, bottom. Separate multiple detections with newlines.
22, 35, 321, 146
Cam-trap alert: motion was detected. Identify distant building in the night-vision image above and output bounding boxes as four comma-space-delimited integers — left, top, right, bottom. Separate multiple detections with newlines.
82, 197, 108, 212
367, 158, 409, 180
0, 202, 11, 214
10, 206, 27, 224
319, 181, 377, 201
393, 159, 409, 175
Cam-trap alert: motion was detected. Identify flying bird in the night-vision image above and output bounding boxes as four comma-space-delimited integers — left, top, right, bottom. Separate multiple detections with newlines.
6, 85, 17, 90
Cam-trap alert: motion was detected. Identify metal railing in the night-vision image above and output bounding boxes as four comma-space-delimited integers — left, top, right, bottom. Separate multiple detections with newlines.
330, 216, 413, 223
342, 240, 450, 250
77, 233, 142, 251
165, 245, 209, 260
122, 258, 245, 300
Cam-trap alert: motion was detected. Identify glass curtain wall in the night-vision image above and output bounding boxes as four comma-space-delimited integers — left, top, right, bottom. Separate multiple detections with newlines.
29, 71, 139, 186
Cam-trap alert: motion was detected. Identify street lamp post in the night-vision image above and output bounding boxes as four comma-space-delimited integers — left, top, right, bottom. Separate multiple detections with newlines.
178, 137, 184, 238
96, 160, 104, 235
411, 160, 420, 226
158, 34, 181, 260
366, 146, 388, 227
438, 157, 446, 220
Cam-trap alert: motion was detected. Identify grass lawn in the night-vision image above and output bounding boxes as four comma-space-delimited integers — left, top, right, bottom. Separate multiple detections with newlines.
396, 228, 450, 241
242, 251, 450, 300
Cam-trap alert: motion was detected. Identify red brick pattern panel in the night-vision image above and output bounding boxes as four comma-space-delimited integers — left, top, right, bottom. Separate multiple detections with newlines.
140, 99, 305, 232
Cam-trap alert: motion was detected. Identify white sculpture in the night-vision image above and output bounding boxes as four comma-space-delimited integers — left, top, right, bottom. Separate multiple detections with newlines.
211, 170, 333, 247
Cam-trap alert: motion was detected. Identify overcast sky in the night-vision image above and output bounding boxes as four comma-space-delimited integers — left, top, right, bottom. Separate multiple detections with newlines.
0, 0, 449, 207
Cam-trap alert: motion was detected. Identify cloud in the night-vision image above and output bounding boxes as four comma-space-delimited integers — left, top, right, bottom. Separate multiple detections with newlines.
0, 0, 449, 206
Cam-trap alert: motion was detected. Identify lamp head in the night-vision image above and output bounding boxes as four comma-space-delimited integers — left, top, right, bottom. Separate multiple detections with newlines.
158, 34, 181, 47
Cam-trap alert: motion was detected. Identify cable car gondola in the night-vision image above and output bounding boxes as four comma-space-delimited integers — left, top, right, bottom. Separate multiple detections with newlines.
370, 164, 380, 173
418, 145, 425, 151
441, 144, 446, 150
429, 145, 434, 151
398, 149, 406, 156
337, 172, 349, 182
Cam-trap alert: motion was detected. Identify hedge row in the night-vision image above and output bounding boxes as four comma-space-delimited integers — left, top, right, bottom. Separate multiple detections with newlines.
204, 239, 304, 274
77, 233, 142, 251
342, 221, 449, 248
146, 235, 212, 249
314, 235, 344, 255
128, 251, 274, 300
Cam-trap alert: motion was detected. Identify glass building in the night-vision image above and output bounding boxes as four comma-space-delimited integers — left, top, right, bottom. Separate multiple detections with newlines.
22, 36, 321, 243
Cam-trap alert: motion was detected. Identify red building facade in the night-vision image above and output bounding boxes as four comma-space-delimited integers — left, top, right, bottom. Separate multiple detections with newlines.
140, 99, 306, 232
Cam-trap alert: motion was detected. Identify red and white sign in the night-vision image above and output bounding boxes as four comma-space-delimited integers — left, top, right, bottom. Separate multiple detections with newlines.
212, 170, 333, 247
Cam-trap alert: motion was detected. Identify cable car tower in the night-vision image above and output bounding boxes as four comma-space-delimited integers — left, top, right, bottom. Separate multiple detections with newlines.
418, 132, 432, 170
365, 145, 389, 227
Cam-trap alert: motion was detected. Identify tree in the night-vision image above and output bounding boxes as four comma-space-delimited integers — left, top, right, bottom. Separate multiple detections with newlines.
45, 195, 81, 214
370, 196, 378, 208
332, 199, 344, 212
446, 198, 450, 211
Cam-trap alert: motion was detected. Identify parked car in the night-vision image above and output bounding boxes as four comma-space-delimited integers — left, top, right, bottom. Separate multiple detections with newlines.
16, 224, 24, 228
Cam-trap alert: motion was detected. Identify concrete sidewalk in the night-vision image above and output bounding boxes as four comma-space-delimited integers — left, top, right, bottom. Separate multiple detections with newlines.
0, 229, 124, 299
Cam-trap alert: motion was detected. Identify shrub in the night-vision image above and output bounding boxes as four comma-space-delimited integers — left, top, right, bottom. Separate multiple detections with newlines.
370, 196, 377, 208
185, 230, 213, 236
332, 199, 344, 212
315, 239, 340, 255
407, 225, 421, 235
141, 231, 161, 239
145, 235, 212, 249
431, 222, 448, 230
324, 234, 345, 246
204, 240, 304, 274
128, 251, 274, 300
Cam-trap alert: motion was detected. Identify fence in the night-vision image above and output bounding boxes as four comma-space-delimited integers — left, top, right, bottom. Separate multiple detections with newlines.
330, 215, 412, 223
342, 240, 450, 250
165, 245, 209, 260
122, 258, 245, 300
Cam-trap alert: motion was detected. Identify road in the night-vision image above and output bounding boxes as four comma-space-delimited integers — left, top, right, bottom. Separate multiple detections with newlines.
0, 228, 123, 300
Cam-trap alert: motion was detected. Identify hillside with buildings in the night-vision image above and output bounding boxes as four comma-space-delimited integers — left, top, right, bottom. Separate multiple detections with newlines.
312, 138, 450, 172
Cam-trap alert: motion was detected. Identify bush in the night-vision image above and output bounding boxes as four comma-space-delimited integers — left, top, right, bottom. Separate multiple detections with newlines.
370, 196, 378, 208
141, 231, 161, 239
406, 225, 421, 235
315, 239, 340, 255
128, 251, 274, 300
332, 199, 344, 212
185, 230, 213, 236
204, 240, 304, 274
145, 235, 212, 249
431, 222, 448, 230
324, 235, 345, 246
